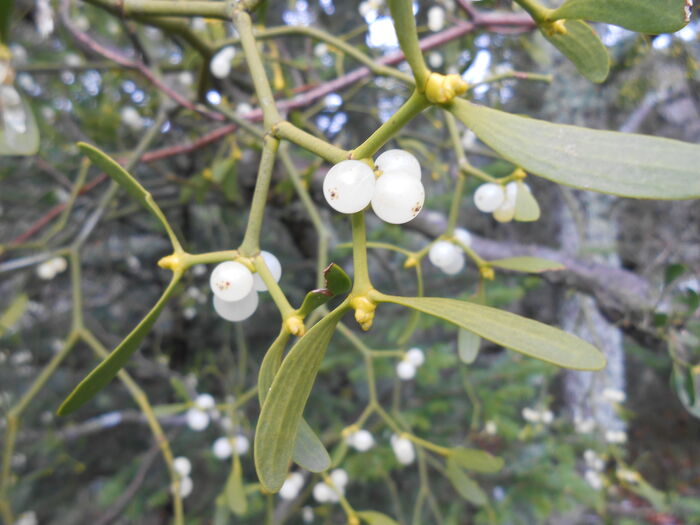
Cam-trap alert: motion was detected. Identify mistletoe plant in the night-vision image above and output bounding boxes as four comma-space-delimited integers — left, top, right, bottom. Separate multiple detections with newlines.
1, 0, 699, 523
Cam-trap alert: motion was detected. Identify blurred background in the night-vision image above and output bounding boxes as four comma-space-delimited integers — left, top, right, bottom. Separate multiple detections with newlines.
1, 0, 699, 523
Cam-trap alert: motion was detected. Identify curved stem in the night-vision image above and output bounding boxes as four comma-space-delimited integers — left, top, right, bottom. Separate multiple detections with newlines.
350, 212, 372, 294
388, 0, 430, 88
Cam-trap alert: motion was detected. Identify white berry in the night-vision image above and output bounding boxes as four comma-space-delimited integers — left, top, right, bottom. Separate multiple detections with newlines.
279, 473, 304, 500
323, 160, 375, 214
212, 437, 232, 459
313, 482, 338, 503
405, 347, 425, 367
330, 468, 349, 489
178, 476, 194, 498
474, 183, 505, 212
375, 149, 421, 180
213, 289, 259, 322
453, 228, 472, 247
349, 429, 375, 452
428, 241, 461, 268
390, 434, 416, 465
173, 456, 192, 477
396, 360, 416, 380
371, 172, 425, 224
210, 261, 254, 302
441, 252, 465, 275
233, 434, 250, 455
427, 6, 446, 32
493, 182, 517, 223
186, 408, 210, 431
195, 393, 215, 410
210, 46, 236, 78
253, 251, 282, 292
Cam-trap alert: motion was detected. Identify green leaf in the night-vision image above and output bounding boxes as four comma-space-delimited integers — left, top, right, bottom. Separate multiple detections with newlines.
293, 419, 331, 473
0, 0, 12, 43
77, 142, 181, 249
0, 92, 40, 156
448, 446, 504, 473
57, 274, 182, 415
540, 19, 610, 83
0, 293, 28, 336
258, 330, 331, 473
672, 364, 700, 419
225, 456, 247, 516
450, 99, 700, 199
488, 257, 565, 273
550, 0, 690, 34
458, 328, 481, 364
514, 180, 541, 222
664, 263, 686, 285
356, 510, 400, 525
446, 458, 488, 506
254, 305, 347, 492
375, 294, 606, 370
297, 263, 352, 318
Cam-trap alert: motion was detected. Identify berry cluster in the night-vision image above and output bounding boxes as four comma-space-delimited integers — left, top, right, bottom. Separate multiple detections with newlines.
395, 347, 425, 381
390, 434, 416, 465
473, 180, 537, 223
209, 251, 281, 322
313, 468, 349, 503
427, 228, 472, 276
344, 428, 375, 452
173, 456, 194, 498
323, 149, 425, 224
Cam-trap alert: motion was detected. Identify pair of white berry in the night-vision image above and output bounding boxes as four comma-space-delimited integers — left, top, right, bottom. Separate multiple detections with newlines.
212, 434, 250, 459
323, 149, 425, 224
185, 392, 217, 431
427, 228, 472, 276
279, 472, 305, 500
395, 347, 425, 381
473, 181, 531, 223
312, 468, 349, 503
209, 251, 282, 322
173, 456, 194, 498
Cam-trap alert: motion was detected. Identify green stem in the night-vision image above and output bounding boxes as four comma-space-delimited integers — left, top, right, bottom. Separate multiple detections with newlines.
352, 89, 430, 159
350, 212, 372, 294
122, 0, 228, 18
81, 330, 184, 525
232, 9, 282, 130
387, 0, 430, 88
513, 0, 552, 22
239, 136, 280, 255
253, 255, 295, 319
274, 121, 348, 163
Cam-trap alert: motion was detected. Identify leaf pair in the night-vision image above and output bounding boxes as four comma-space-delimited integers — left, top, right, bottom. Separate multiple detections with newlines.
254, 304, 348, 492
450, 99, 700, 200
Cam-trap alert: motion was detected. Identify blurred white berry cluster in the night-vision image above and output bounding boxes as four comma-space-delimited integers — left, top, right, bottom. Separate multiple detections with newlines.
323, 149, 425, 224
36, 256, 67, 280
428, 228, 472, 276
313, 468, 349, 503
209, 251, 281, 322
473, 178, 539, 223
396, 347, 425, 380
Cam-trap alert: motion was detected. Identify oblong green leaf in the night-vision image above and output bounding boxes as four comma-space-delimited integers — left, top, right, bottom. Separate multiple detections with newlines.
254, 305, 347, 492
294, 419, 331, 473
77, 142, 180, 249
258, 330, 331, 473
0, 293, 28, 336
0, 92, 39, 156
446, 458, 488, 506
375, 294, 606, 370
540, 19, 609, 83
514, 180, 541, 222
450, 99, 700, 199
57, 274, 182, 415
225, 456, 247, 516
488, 257, 565, 273
448, 446, 504, 473
357, 510, 399, 525
458, 329, 481, 364
550, 0, 689, 34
